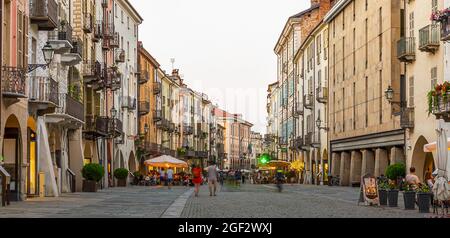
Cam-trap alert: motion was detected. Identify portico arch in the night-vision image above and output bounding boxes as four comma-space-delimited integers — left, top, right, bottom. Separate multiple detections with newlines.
411, 136, 435, 181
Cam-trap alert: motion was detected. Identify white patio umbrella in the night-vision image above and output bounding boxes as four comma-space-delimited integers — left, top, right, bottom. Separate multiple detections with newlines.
144, 155, 188, 168
432, 120, 450, 202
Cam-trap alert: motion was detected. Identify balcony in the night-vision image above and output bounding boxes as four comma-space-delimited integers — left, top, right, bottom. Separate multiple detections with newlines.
161, 147, 170, 155
419, 24, 440, 53
58, 93, 85, 122
153, 110, 162, 122
138, 101, 150, 115
156, 119, 170, 131
168, 122, 176, 133
143, 142, 161, 155
29, 0, 58, 30
264, 134, 274, 143
93, 21, 103, 42
316, 87, 328, 103
304, 132, 313, 146
293, 103, 304, 117
109, 32, 120, 49
440, 15, 450, 41
61, 37, 83, 66
121, 96, 136, 110
304, 94, 314, 109
185, 149, 196, 158
138, 70, 149, 84
83, 115, 109, 140
295, 137, 304, 150
400, 108, 414, 129
108, 118, 123, 138
28, 76, 59, 109
1, 66, 27, 99
83, 13, 93, 33
153, 82, 162, 95
48, 22, 73, 53
397, 37, 416, 63
105, 68, 122, 91
115, 49, 126, 63
183, 125, 194, 135
196, 151, 208, 159
82, 60, 102, 83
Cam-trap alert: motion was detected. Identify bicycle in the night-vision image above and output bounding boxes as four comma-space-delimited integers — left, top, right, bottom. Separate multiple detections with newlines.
329, 176, 340, 186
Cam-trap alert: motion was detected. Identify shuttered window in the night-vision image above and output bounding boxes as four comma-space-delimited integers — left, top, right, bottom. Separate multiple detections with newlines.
409, 76, 414, 107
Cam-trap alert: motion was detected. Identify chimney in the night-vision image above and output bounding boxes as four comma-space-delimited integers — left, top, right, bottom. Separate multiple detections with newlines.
311, 0, 319, 6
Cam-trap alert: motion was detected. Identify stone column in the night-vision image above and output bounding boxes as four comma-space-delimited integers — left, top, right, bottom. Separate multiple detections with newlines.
375, 148, 389, 177
339, 152, 351, 186
350, 151, 362, 185
331, 152, 341, 177
361, 150, 375, 176
390, 147, 406, 165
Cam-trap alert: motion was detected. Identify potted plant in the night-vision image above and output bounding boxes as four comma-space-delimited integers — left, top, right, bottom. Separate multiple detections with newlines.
417, 184, 432, 213
402, 183, 416, 210
114, 168, 129, 187
385, 163, 406, 207
82, 163, 104, 192
378, 180, 389, 206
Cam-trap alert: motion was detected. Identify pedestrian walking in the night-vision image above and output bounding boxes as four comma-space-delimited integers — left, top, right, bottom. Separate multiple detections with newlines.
235, 170, 241, 187
207, 161, 218, 196
159, 168, 166, 185
192, 164, 202, 197
167, 167, 174, 189
242, 172, 246, 184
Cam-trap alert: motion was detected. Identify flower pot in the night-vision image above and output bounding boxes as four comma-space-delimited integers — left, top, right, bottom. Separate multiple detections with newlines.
417, 192, 431, 213
379, 189, 388, 206
82, 180, 98, 192
403, 191, 416, 210
388, 190, 399, 207
117, 179, 127, 187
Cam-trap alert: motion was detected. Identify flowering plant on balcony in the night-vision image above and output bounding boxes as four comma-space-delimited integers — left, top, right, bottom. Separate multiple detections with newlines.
427, 81, 450, 115
431, 8, 450, 22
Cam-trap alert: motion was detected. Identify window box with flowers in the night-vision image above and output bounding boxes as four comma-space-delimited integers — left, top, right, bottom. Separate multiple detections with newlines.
431, 8, 450, 41
427, 82, 450, 121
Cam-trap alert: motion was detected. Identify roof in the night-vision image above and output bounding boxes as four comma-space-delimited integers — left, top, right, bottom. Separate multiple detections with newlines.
123, 0, 144, 23
274, 4, 320, 53
324, 0, 352, 23
138, 42, 160, 68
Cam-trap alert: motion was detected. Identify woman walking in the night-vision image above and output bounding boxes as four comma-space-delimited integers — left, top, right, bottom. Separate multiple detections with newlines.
192, 164, 202, 197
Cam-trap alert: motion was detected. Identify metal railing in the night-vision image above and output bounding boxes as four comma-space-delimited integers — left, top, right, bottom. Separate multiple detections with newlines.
29, 0, 58, 30
57, 93, 85, 122
0, 166, 11, 207
93, 20, 103, 41
400, 107, 415, 129
109, 32, 120, 48
109, 118, 123, 138
419, 24, 440, 52
183, 125, 194, 135
441, 15, 450, 41
121, 96, 136, 110
138, 101, 150, 115
49, 21, 73, 43
2, 66, 27, 98
153, 110, 162, 122
153, 82, 162, 94
70, 37, 83, 56
304, 94, 314, 109
294, 103, 304, 116
82, 60, 102, 79
316, 87, 328, 103
115, 49, 126, 63
138, 70, 149, 84
397, 37, 416, 62
29, 76, 59, 105
84, 115, 109, 137
66, 169, 76, 193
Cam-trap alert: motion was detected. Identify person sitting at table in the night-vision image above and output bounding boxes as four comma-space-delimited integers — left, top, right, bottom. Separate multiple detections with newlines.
405, 167, 421, 190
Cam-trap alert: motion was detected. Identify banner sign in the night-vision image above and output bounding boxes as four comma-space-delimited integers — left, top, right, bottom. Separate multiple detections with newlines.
358, 174, 380, 206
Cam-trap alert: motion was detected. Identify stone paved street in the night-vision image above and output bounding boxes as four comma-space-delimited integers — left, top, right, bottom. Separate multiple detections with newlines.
0, 184, 433, 218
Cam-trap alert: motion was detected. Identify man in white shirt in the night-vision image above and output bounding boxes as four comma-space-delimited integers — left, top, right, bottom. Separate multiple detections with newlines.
207, 161, 218, 196
167, 167, 174, 189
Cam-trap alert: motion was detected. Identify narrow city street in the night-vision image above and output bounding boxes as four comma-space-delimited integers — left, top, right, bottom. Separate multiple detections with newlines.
0, 185, 427, 218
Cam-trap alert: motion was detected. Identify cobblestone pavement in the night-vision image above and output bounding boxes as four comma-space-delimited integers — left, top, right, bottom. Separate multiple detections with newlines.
181, 183, 428, 218
0, 184, 435, 218
0, 186, 189, 218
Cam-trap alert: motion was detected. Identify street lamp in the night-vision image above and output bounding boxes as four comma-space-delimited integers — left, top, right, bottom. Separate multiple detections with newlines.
316, 116, 329, 131
110, 107, 117, 185
384, 85, 403, 105
28, 42, 55, 73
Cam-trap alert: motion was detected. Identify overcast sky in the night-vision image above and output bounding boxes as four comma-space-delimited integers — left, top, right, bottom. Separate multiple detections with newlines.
130, 0, 309, 133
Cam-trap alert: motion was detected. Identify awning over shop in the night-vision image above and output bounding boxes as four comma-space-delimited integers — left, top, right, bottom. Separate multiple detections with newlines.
144, 155, 188, 168
423, 138, 450, 152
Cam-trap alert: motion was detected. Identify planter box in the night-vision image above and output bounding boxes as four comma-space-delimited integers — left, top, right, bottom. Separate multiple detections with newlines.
379, 190, 388, 206
117, 179, 127, 187
82, 180, 98, 192
417, 192, 432, 213
403, 191, 416, 210
388, 190, 399, 207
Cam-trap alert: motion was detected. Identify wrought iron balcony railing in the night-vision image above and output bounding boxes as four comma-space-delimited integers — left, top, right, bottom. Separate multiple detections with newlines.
121, 96, 136, 110
304, 132, 313, 146
109, 32, 120, 48
83, 115, 109, 140
397, 37, 416, 62
441, 15, 450, 41
29, 0, 58, 30
82, 60, 102, 82
70, 37, 83, 57
183, 125, 194, 135
115, 49, 126, 63
294, 103, 304, 117
108, 118, 123, 138
49, 22, 73, 43
153, 110, 162, 122
28, 76, 59, 106
316, 87, 328, 103
2, 66, 27, 99
138, 70, 149, 84
153, 82, 162, 95
138, 101, 150, 116
419, 24, 440, 53
56, 93, 85, 122
93, 21, 103, 42
304, 94, 314, 109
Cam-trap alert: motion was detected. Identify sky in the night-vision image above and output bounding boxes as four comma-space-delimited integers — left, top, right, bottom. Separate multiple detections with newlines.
129, 0, 310, 133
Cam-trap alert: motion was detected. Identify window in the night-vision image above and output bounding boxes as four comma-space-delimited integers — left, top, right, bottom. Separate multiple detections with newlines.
409, 76, 414, 107
121, 10, 124, 23
353, 0, 356, 21
317, 34, 322, 65
431, 67, 437, 89
365, 18, 368, 69
127, 17, 130, 29
409, 12, 414, 37
365, 77, 368, 127
18, 11, 24, 67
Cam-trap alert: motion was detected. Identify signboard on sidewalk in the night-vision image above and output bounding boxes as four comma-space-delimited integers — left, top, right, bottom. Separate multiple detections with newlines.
358, 174, 380, 206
